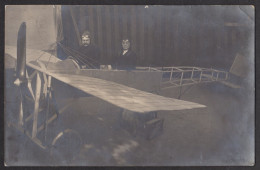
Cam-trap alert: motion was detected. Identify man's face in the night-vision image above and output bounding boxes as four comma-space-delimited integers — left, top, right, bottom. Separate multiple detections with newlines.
82, 35, 90, 46
122, 39, 130, 50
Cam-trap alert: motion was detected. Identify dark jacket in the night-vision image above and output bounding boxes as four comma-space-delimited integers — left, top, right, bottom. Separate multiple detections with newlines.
76, 44, 100, 68
114, 49, 137, 70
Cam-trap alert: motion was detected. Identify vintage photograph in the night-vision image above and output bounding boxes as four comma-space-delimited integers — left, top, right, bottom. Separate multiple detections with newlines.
4, 5, 254, 166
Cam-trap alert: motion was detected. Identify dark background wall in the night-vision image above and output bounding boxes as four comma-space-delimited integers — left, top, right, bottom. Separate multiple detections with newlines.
58, 5, 253, 70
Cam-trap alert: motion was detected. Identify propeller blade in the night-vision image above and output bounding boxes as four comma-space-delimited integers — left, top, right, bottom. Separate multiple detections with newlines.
16, 22, 26, 81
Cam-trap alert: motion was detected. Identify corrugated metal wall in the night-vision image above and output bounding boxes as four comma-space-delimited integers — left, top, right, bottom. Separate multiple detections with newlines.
59, 5, 252, 69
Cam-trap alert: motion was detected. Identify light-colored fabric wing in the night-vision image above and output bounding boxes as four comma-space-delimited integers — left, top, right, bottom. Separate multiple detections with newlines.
5, 45, 206, 113
50, 73, 206, 113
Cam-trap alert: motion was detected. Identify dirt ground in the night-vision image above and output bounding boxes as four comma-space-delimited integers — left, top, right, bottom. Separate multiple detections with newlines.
4, 68, 254, 166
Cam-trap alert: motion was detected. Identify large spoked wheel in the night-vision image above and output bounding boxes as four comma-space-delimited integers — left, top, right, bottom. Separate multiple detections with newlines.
50, 129, 82, 165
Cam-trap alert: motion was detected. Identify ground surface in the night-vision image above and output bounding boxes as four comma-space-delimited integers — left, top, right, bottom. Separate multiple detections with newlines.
4, 68, 254, 166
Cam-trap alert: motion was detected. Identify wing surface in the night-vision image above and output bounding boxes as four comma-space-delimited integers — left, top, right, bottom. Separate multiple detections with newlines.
49, 73, 206, 113
5, 45, 206, 113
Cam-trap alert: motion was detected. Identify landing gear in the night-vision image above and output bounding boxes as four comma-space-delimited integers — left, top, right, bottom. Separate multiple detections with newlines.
11, 67, 82, 163
8, 22, 83, 165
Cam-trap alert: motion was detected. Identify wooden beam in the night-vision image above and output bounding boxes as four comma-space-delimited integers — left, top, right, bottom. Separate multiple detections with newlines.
32, 72, 41, 138
44, 75, 52, 142
18, 88, 24, 126
26, 70, 35, 100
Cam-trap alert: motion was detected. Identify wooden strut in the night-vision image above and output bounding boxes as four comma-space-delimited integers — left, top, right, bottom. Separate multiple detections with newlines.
26, 70, 36, 100
191, 67, 194, 81
23, 60, 60, 146
18, 88, 24, 126
42, 73, 48, 98
32, 72, 41, 138
22, 70, 59, 147
44, 75, 52, 142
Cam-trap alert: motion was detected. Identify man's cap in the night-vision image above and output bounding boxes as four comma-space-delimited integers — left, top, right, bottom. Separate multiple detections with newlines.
82, 31, 91, 38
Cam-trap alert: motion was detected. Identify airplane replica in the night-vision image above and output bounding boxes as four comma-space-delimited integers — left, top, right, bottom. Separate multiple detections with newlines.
5, 22, 232, 160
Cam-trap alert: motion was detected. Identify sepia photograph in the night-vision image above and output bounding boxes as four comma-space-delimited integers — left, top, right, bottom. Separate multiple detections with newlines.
4, 5, 254, 166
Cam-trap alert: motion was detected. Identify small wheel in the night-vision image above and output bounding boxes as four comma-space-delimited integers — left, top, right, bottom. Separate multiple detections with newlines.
50, 129, 82, 165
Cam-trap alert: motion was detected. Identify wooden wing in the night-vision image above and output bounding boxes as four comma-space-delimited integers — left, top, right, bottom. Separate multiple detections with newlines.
5, 45, 206, 113
50, 73, 206, 113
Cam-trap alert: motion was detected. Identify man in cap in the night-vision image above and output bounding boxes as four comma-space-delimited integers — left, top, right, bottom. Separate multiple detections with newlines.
76, 31, 100, 69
